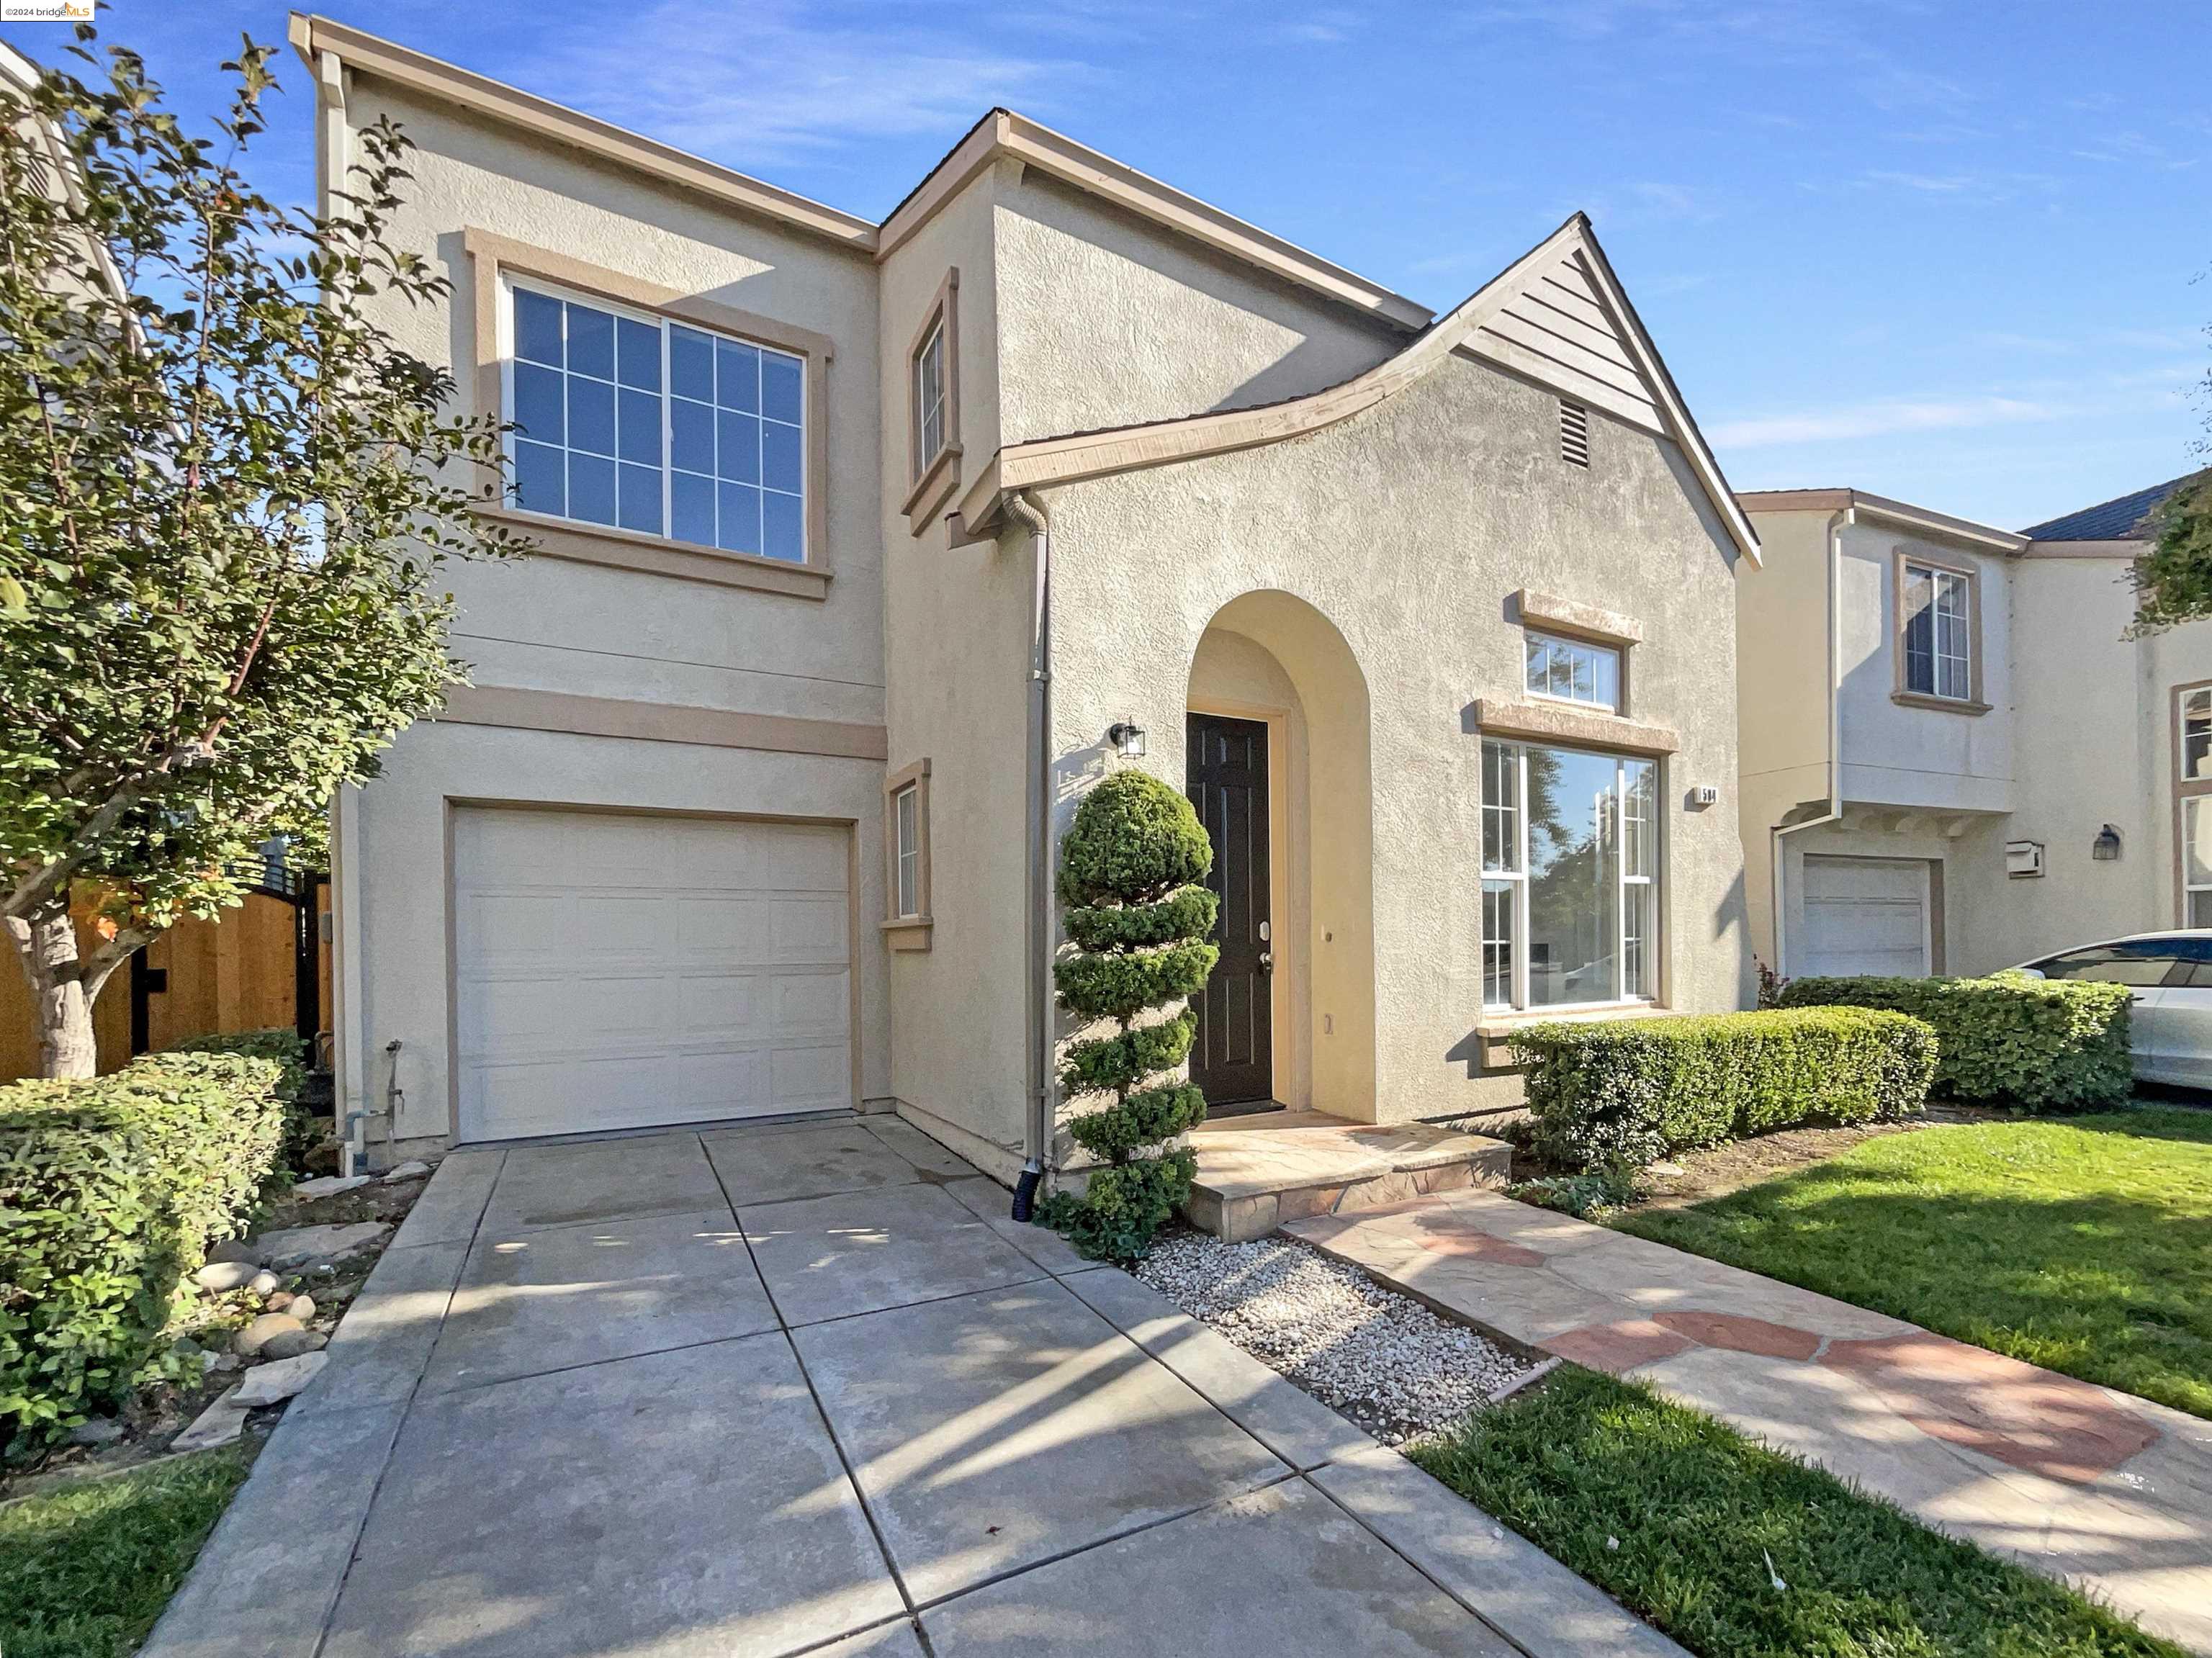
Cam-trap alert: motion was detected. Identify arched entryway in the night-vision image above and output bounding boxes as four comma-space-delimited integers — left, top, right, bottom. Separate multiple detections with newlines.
1184, 590, 1377, 1121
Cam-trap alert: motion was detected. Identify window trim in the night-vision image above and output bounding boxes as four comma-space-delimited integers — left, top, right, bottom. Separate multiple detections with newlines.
1479, 737, 1662, 1014
902, 267, 962, 531
882, 758, 932, 949
2173, 680, 2212, 927
1891, 545, 1987, 713
1522, 628, 1624, 714
463, 227, 833, 599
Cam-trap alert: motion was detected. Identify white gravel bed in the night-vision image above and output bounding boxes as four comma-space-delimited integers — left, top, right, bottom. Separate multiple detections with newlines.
1133, 1230, 1539, 1444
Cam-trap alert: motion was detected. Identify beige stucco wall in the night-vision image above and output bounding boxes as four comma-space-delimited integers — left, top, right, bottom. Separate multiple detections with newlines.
992, 171, 1404, 443
1735, 509, 1835, 973
336, 74, 890, 1142
1835, 521, 2015, 814
1995, 553, 2212, 964
1040, 351, 1753, 1125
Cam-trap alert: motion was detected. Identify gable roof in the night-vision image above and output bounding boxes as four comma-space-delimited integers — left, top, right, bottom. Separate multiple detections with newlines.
287, 17, 1431, 332
955, 214, 1763, 564
2021, 470, 2208, 542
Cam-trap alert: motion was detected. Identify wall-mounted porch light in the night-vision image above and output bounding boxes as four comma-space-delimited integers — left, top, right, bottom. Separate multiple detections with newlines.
1107, 721, 1147, 759
2092, 824, 2123, 862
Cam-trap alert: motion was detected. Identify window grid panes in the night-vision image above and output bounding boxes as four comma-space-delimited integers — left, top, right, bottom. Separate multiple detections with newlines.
914, 320, 946, 472
1902, 564, 1971, 700
894, 785, 921, 919
1479, 738, 1658, 1010
508, 280, 807, 564
1524, 631, 1622, 713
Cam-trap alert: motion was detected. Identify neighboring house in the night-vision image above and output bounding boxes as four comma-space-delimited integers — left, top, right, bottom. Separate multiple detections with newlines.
1738, 473, 2212, 983
293, 18, 1758, 1180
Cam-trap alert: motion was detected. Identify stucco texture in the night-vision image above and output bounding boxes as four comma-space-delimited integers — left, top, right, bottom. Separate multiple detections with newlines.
339, 76, 889, 1139
1041, 351, 1753, 1125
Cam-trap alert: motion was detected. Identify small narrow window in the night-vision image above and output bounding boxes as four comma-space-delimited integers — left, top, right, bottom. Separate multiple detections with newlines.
883, 759, 932, 944
894, 785, 921, 919
1559, 400, 1591, 468
1901, 562, 1972, 700
2185, 688, 2212, 783
914, 321, 946, 474
1524, 630, 1622, 713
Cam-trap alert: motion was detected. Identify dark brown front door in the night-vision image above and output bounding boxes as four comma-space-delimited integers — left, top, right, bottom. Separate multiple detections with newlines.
1186, 713, 1274, 1109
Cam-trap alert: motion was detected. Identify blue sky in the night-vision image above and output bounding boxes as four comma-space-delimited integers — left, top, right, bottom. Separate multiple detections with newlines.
6, 0, 2208, 530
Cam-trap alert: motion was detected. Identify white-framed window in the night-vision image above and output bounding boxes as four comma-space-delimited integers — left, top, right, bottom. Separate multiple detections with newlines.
1480, 738, 1658, 1010
2181, 686, 2212, 926
914, 320, 947, 474
1901, 562, 1972, 700
1524, 631, 1622, 713
893, 783, 922, 920
505, 276, 809, 563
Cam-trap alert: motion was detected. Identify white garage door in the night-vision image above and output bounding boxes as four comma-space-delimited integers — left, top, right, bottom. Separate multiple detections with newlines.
451, 807, 853, 1142
1800, 856, 1931, 979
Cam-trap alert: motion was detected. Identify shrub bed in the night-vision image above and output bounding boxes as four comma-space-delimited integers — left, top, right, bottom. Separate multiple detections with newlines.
1, 1053, 285, 1456
164, 1027, 320, 1172
1514, 1007, 1936, 1171
1779, 972, 2132, 1112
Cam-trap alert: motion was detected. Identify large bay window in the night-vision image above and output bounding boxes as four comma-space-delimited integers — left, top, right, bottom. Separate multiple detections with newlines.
506, 278, 809, 563
1480, 737, 1657, 1009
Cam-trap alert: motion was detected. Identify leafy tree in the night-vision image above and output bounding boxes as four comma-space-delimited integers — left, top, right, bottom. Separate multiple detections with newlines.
0, 30, 526, 1077
2128, 469, 2212, 635
1040, 770, 1220, 1262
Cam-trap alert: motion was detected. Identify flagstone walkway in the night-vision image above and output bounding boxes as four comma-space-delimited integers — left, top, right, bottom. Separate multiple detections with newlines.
1285, 1187, 2212, 1656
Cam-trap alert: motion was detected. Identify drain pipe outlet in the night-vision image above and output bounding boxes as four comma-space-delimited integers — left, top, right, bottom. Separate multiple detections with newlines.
1004, 489, 1053, 1221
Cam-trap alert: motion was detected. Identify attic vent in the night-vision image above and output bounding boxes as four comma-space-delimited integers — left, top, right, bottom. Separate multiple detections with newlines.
1559, 400, 1591, 468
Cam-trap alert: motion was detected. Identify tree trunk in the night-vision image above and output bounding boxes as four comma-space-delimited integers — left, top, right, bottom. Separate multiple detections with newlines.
4, 898, 99, 1079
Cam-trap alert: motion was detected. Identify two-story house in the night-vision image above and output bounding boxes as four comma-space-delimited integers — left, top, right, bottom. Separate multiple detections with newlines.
1739, 474, 2212, 982
295, 17, 1761, 1185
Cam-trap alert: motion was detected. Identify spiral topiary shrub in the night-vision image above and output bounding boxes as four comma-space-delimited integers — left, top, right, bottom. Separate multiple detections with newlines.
1039, 770, 1220, 1263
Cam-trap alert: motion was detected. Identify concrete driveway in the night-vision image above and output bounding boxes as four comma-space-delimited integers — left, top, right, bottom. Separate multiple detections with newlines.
145, 1119, 1678, 1658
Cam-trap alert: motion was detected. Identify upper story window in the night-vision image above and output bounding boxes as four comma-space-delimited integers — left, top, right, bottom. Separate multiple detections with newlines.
914, 321, 948, 474
1524, 630, 1622, 713
905, 270, 961, 517
507, 279, 809, 563
1899, 560, 1972, 702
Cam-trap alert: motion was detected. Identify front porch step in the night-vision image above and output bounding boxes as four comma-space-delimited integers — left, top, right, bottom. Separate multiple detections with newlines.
1181, 1111, 1514, 1243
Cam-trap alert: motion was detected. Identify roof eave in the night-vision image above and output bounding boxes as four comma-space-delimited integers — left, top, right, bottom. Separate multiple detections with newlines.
877, 109, 1434, 334
1740, 488, 2028, 555
287, 14, 881, 254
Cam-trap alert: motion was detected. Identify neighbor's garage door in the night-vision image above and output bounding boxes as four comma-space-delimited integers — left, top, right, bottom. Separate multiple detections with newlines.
1800, 855, 1930, 979
451, 806, 852, 1142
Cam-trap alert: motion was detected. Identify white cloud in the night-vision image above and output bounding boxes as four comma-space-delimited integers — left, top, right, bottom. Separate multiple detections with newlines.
510, 0, 1081, 168
1711, 396, 2061, 449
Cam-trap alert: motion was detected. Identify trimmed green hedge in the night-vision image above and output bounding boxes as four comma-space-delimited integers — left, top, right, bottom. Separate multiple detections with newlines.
165, 1027, 320, 1171
1779, 973, 2132, 1112
1514, 1007, 1937, 1171
1, 1053, 286, 1456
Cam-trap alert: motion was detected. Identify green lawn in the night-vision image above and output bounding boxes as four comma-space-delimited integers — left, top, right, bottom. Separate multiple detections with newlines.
1412, 1366, 2183, 1658
1612, 1107, 2212, 1419
0, 1446, 253, 1658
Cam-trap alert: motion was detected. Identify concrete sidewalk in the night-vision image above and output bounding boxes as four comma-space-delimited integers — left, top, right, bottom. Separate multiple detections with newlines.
1287, 1186, 2212, 1656
145, 1119, 1681, 1658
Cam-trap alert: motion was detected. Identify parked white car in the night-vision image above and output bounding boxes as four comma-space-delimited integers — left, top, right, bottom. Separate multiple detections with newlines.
2013, 929, 2212, 1088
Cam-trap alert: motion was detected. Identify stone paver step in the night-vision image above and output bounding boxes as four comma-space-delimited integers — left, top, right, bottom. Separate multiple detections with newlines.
1182, 1111, 1512, 1242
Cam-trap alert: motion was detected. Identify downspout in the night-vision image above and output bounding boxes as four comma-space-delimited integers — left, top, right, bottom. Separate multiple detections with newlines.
1003, 490, 1053, 1220
1769, 503, 1852, 979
